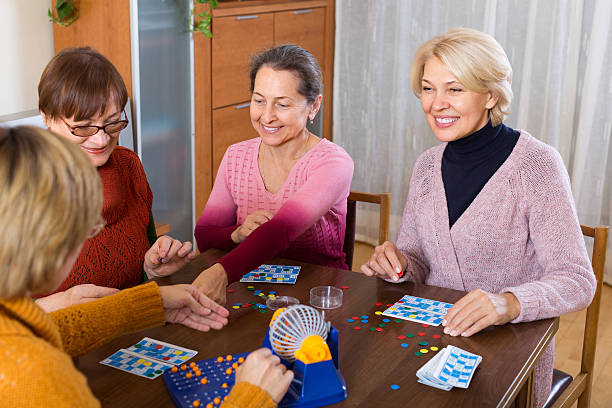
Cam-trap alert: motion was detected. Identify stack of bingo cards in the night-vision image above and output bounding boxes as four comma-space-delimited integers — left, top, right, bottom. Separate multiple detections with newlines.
416, 345, 482, 390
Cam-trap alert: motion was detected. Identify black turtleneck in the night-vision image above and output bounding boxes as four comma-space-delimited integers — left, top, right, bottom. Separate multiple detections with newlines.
442, 121, 520, 228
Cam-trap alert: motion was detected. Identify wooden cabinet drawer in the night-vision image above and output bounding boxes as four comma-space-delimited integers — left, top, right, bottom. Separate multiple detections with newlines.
212, 13, 274, 108
274, 8, 326, 70
212, 102, 259, 178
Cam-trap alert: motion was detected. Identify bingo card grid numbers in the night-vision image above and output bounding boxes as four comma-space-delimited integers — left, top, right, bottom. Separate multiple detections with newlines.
240, 265, 301, 284
382, 295, 454, 326
126, 337, 197, 366
438, 347, 481, 388
100, 349, 174, 379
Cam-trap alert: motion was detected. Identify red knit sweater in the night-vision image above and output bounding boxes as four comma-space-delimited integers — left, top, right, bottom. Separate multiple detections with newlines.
53, 147, 153, 292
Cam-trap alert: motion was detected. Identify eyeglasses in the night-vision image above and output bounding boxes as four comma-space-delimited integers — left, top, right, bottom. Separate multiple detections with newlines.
88, 216, 106, 239
62, 110, 129, 138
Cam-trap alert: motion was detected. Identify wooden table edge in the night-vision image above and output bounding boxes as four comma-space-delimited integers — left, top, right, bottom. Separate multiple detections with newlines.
496, 316, 560, 407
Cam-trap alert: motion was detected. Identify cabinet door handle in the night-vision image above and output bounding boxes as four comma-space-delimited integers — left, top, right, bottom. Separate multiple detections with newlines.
236, 15, 258, 20
235, 103, 251, 109
293, 9, 313, 15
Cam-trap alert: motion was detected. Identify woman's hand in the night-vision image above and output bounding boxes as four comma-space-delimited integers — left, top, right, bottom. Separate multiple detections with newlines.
442, 290, 521, 337
360, 241, 408, 282
158, 284, 229, 331
192, 263, 228, 305
36, 284, 120, 313
231, 210, 274, 244
144, 236, 196, 278
235, 348, 294, 403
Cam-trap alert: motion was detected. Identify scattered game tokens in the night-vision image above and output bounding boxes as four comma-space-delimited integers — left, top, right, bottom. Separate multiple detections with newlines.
401, 343, 409, 348
382, 318, 390, 323
417, 332, 425, 336
421, 323, 429, 328
269, 291, 276, 295
419, 349, 429, 354
347, 318, 354, 323
415, 351, 423, 356
419, 341, 428, 346
397, 335, 406, 340
361, 319, 368, 324
433, 334, 441, 339
360, 315, 368, 319
386, 304, 393, 307
353, 326, 361, 330
390, 384, 400, 390
227, 289, 235, 293
430, 346, 439, 351
394, 319, 402, 323
341, 286, 349, 290
375, 302, 383, 306
370, 327, 377, 332
378, 323, 386, 328
406, 333, 415, 338
375, 311, 383, 315
376, 327, 384, 332
247, 286, 254, 290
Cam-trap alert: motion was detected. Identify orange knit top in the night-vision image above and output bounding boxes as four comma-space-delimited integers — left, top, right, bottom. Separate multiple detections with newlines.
0, 282, 276, 408
54, 146, 153, 293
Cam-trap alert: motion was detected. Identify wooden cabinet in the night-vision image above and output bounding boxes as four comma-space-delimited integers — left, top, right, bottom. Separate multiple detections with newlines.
212, 102, 258, 178
274, 8, 326, 71
195, 0, 335, 218
212, 14, 274, 108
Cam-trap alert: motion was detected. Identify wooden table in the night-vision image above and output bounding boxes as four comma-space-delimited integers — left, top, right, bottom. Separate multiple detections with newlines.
78, 249, 558, 407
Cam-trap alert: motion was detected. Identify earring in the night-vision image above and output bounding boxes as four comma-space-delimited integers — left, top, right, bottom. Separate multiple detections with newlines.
309, 118, 314, 125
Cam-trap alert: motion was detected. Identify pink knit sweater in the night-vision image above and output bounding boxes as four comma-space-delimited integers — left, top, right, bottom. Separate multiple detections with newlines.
195, 137, 353, 283
395, 132, 596, 408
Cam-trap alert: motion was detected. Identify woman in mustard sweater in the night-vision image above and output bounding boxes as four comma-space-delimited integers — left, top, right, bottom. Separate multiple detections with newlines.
0, 126, 293, 407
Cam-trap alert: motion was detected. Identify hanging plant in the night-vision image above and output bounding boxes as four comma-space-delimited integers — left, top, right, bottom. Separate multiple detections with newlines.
48, 0, 79, 28
190, 0, 219, 38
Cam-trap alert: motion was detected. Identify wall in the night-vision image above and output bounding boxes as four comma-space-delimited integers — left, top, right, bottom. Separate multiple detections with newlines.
0, 0, 54, 117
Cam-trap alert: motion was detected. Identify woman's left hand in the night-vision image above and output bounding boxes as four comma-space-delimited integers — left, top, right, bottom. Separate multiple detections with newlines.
158, 284, 229, 331
442, 289, 521, 337
144, 236, 196, 278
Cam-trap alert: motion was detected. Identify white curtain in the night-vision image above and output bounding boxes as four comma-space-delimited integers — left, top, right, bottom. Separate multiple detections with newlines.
333, 0, 612, 282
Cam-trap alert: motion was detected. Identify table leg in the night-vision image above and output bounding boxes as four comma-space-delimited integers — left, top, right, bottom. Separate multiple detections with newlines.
513, 369, 535, 408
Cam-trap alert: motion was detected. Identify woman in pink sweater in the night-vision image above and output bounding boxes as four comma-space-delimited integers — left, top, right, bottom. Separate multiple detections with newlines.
193, 45, 353, 303
361, 28, 596, 408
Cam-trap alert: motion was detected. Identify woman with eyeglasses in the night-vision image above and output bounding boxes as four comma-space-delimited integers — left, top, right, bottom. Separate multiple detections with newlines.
34, 47, 196, 312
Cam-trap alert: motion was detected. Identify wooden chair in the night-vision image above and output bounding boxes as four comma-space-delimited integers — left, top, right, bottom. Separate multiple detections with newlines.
343, 191, 391, 270
544, 224, 609, 408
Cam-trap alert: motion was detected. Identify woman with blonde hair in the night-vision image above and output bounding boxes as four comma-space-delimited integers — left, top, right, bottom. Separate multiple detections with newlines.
0, 126, 291, 407
361, 28, 595, 407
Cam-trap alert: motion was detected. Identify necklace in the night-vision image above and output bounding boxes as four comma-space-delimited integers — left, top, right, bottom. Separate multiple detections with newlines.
260, 132, 311, 187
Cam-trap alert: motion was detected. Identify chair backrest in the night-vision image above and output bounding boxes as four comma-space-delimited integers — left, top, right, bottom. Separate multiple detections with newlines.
343, 191, 391, 270
553, 224, 609, 408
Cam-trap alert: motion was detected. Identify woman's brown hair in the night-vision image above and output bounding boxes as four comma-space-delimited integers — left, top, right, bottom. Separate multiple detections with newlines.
38, 47, 128, 121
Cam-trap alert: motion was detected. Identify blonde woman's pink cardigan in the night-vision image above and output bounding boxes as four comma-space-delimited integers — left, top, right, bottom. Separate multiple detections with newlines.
395, 132, 596, 408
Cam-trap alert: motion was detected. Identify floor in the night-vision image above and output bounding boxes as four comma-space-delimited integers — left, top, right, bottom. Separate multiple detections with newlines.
353, 242, 612, 407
